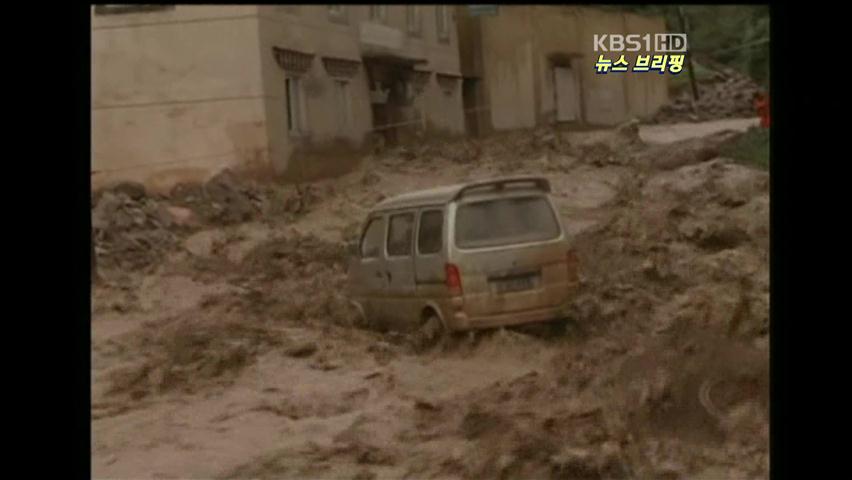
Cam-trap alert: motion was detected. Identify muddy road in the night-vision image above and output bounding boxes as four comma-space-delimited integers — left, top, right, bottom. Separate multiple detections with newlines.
92, 118, 769, 479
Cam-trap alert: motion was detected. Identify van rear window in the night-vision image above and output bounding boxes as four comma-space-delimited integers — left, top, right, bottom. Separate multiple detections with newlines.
455, 196, 561, 249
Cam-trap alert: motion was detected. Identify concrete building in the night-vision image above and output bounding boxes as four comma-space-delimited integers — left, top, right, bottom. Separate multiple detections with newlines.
456, 5, 669, 134
92, 5, 464, 191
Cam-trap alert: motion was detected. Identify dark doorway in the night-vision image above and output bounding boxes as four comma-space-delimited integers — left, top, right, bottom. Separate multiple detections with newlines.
462, 77, 481, 137
364, 56, 425, 146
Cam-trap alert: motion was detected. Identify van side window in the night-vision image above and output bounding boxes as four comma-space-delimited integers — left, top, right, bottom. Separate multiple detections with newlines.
387, 213, 414, 256
360, 217, 384, 258
418, 210, 443, 254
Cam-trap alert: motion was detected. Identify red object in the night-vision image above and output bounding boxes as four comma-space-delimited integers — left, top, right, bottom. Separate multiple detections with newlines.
445, 263, 463, 295
754, 93, 770, 128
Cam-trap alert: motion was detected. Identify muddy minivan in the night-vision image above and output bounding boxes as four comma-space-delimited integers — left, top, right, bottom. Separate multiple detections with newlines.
347, 176, 579, 344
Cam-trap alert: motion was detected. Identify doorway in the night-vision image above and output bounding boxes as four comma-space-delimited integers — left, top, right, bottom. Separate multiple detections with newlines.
462, 77, 481, 137
553, 66, 581, 123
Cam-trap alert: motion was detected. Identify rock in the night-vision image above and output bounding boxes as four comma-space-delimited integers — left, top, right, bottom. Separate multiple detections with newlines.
352, 469, 376, 480
92, 192, 122, 230
165, 206, 197, 227
657, 460, 686, 480
361, 171, 381, 186
550, 447, 599, 479
615, 118, 641, 143
414, 399, 440, 411
285, 342, 318, 358
111, 181, 147, 200
696, 224, 750, 251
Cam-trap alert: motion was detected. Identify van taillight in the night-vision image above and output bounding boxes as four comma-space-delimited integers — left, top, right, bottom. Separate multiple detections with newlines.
445, 263, 463, 295
565, 250, 579, 281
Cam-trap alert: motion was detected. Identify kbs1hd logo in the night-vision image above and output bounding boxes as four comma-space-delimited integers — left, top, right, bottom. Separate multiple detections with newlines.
593, 33, 687, 75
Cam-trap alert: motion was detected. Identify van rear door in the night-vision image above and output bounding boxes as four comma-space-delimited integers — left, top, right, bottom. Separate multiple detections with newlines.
451, 194, 570, 317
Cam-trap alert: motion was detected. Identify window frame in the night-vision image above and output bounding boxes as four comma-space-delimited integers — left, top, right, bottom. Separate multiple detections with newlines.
406, 5, 422, 36
359, 215, 386, 260
453, 194, 563, 250
369, 5, 388, 23
386, 211, 416, 258
436, 5, 450, 42
334, 79, 353, 133
416, 208, 444, 256
285, 76, 307, 137
328, 5, 348, 24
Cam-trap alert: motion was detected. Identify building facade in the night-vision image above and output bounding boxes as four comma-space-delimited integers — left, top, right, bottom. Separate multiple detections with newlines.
92, 5, 465, 191
457, 5, 670, 134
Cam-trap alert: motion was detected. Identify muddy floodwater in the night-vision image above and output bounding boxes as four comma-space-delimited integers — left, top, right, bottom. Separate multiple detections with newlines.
92, 118, 769, 479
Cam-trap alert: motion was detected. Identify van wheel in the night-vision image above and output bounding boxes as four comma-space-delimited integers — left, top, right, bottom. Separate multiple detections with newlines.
415, 313, 445, 352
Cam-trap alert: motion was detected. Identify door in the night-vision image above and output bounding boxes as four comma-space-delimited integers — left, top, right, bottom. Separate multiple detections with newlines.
350, 215, 388, 323
554, 66, 579, 122
414, 208, 445, 285
383, 211, 418, 330
462, 78, 480, 136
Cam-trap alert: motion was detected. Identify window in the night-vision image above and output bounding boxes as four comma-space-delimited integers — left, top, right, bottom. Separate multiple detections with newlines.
94, 5, 174, 15
360, 217, 385, 258
285, 77, 306, 135
418, 210, 443, 255
436, 5, 450, 41
276, 5, 300, 15
387, 213, 415, 256
455, 196, 561, 249
335, 80, 353, 133
406, 6, 422, 35
328, 5, 347, 23
369, 5, 388, 22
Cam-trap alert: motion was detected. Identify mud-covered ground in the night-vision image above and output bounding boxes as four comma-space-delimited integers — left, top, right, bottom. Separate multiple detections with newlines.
92, 118, 769, 479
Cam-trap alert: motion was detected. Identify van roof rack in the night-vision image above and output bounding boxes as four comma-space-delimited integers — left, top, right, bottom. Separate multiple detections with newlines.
453, 176, 551, 201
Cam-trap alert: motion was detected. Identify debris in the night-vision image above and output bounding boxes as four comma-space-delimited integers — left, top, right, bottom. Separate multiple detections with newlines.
650, 67, 761, 123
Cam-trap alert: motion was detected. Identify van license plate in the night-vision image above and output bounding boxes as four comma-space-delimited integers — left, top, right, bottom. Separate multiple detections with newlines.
494, 275, 535, 294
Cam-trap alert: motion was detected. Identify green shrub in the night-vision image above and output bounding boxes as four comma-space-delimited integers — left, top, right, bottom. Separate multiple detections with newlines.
720, 127, 769, 170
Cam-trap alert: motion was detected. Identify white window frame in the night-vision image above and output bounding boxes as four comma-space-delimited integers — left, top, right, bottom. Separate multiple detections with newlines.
436, 5, 450, 41
369, 5, 388, 23
285, 76, 308, 136
328, 5, 347, 23
334, 79, 353, 133
406, 5, 422, 35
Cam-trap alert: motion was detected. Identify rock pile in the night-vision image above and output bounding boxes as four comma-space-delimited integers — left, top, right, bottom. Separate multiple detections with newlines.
651, 67, 762, 123
92, 183, 185, 272
169, 169, 266, 226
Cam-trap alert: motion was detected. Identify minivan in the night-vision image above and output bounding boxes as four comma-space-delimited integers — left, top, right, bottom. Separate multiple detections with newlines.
346, 176, 580, 346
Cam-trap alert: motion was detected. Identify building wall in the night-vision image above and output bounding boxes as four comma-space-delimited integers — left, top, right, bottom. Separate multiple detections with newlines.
256, 5, 373, 180
91, 6, 267, 192
478, 7, 538, 130
415, 6, 465, 134
576, 8, 631, 126
622, 13, 670, 119
464, 5, 669, 130
92, 6, 467, 189
257, 5, 464, 179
